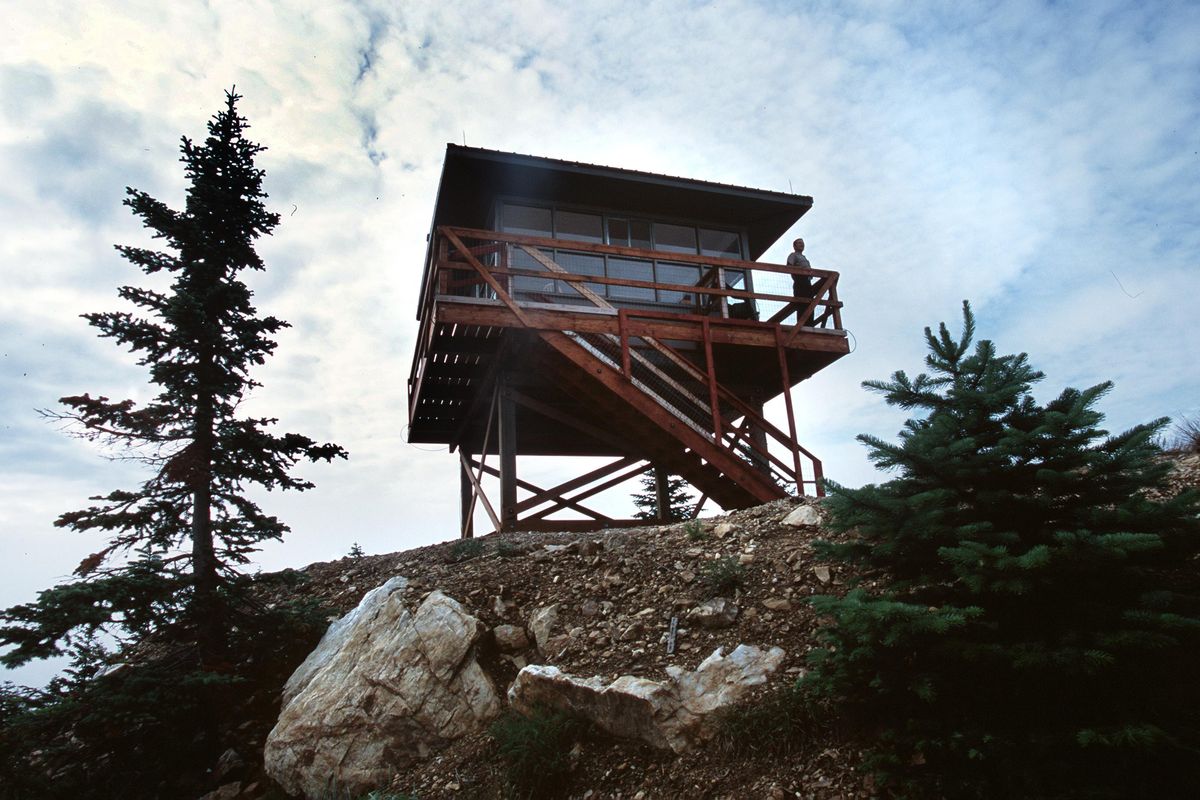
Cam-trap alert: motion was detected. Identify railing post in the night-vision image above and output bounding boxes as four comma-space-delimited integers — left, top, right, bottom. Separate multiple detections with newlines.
716, 266, 728, 318
701, 318, 722, 442
618, 310, 632, 380
501, 240, 511, 299
437, 233, 449, 294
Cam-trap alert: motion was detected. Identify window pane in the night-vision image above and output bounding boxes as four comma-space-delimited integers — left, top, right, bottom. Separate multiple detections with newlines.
509, 246, 552, 300
554, 251, 606, 300
607, 257, 655, 302
699, 228, 742, 259
555, 211, 603, 243
607, 218, 630, 247
608, 218, 651, 249
501, 204, 552, 237
656, 262, 700, 306
629, 219, 652, 249
654, 222, 697, 254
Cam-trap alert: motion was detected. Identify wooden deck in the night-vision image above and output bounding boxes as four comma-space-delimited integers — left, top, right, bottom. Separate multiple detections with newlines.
406, 226, 850, 533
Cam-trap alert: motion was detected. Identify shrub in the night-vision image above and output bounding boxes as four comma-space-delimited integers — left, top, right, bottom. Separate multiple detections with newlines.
714, 682, 816, 757
489, 707, 583, 799
700, 556, 745, 597
1166, 414, 1200, 453
684, 520, 708, 541
804, 302, 1200, 798
448, 538, 484, 562
496, 541, 524, 559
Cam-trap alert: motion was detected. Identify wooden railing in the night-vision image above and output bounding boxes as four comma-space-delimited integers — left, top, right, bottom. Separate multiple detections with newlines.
408, 226, 845, 428
609, 309, 825, 495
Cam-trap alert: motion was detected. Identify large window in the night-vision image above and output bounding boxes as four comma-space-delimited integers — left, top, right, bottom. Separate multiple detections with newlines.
608, 257, 655, 302
498, 202, 747, 310
653, 223, 698, 255
555, 251, 605, 298
699, 228, 742, 259
501, 204, 552, 238
656, 262, 701, 305
555, 210, 604, 243
607, 218, 652, 250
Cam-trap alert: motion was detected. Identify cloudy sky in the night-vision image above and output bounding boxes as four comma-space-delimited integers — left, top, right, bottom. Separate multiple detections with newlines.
3, 0, 1198, 686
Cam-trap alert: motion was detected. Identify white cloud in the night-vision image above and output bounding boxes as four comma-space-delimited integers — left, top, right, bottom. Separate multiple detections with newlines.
4, 0, 1199, 687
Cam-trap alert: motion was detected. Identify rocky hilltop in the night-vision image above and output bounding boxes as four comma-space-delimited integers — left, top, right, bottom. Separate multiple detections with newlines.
195, 453, 1199, 800
197, 496, 872, 800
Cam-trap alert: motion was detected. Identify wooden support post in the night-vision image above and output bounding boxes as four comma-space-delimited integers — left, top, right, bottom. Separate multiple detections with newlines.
774, 326, 804, 492
460, 450, 475, 539
498, 379, 518, 531
654, 465, 670, 523
747, 403, 771, 476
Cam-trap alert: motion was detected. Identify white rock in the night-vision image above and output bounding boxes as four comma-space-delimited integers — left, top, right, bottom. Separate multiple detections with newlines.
783, 504, 821, 527
264, 589, 501, 799
493, 624, 530, 652
508, 644, 784, 753
687, 597, 739, 629
528, 604, 560, 652
282, 576, 408, 706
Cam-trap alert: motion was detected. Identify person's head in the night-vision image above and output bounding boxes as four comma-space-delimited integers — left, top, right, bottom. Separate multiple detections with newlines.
793, 238, 805, 253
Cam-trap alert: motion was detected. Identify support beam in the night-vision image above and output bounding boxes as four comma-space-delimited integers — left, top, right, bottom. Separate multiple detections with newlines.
527, 461, 649, 521
513, 457, 639, 515
654, 465, 670, 523
470, 458, 616, 521
460, 450, 475, 539
498, 380, 518, 530
459, 449, 500, 534
508, 388, 636, 457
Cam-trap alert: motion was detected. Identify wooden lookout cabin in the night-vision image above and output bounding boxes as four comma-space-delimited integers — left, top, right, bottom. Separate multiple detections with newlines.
407, 145, 849, 536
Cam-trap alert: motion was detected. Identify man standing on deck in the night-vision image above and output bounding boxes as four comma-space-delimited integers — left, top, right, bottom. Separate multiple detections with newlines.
787, 238, 817, 326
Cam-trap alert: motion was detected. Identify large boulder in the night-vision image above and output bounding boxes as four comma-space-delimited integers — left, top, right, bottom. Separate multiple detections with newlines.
782, 504, 821, 527
264, 585, 502, 799
508, 644, 784, 753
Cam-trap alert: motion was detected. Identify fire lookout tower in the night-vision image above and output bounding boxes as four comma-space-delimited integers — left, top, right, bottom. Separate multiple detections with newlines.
407, 146, 849, 536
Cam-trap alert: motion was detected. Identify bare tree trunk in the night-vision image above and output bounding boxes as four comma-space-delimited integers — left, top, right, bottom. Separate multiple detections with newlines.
191, 358, 220, 663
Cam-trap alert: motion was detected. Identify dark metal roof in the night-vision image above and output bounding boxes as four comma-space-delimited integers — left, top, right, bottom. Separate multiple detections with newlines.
428, 144, 812, 260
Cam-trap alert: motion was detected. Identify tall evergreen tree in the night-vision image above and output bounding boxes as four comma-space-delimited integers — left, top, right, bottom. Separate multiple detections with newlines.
803, 302, 1200, 798
1, 90, 346, 667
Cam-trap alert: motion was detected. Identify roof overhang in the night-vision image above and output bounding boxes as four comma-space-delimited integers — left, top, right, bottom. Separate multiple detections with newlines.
428, 144, 812, 260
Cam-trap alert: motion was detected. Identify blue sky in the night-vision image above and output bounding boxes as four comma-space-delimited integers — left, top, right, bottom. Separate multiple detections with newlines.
3, 0, 1198, 686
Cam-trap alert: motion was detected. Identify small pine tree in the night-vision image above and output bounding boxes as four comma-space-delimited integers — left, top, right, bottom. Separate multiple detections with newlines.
1, 90, 347, 669
631, 468, 694, 521
803, 302, 1200, 798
